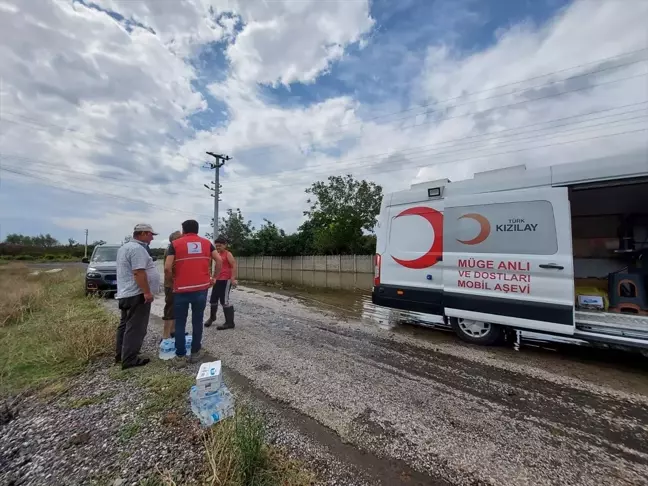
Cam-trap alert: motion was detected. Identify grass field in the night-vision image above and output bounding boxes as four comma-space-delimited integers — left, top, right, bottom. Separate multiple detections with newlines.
0, 263, 314, 486
0, 264, 115, 394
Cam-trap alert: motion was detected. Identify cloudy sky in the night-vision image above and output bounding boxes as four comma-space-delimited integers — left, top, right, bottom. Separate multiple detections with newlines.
0, 0, 647, 248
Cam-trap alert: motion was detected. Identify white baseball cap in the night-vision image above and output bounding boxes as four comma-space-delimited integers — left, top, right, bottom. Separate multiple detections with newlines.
133, 223, 158, 235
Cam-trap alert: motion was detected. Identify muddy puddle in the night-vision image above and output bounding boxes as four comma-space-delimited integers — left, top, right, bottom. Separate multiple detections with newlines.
239, 281, 458, 343
239, 281, 648, 373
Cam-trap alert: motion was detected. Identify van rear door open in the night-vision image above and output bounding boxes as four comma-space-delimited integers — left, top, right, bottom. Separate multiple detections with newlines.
443, 187, 575, 335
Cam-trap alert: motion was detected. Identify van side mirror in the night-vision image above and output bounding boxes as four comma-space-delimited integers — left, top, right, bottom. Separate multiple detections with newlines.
82, 257, 89, 264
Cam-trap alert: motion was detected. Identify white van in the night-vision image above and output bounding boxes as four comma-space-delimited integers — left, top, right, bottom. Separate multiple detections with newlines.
372, 152, 648, 352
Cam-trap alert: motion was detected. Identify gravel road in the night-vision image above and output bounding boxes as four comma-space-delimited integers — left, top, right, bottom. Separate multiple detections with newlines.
128, 285, 648, 486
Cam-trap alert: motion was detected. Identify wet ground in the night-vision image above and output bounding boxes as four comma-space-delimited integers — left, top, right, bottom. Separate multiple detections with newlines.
114, 283, 648, 485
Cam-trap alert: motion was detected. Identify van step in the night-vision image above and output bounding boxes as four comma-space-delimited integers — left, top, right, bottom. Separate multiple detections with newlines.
576, 310, 648, 339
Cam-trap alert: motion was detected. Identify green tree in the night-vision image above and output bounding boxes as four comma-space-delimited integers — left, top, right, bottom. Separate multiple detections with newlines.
303, 175, 382, 254
248, 219, 287, 256
4, 233, 28, 245
4, 233, 59, 247
215, 208, 254, 254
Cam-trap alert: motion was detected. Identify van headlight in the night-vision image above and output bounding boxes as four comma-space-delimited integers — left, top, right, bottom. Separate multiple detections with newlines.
87, 272, 101, 278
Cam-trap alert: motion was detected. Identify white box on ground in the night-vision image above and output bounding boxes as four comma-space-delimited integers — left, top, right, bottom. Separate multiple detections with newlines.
196, 360, 222, 390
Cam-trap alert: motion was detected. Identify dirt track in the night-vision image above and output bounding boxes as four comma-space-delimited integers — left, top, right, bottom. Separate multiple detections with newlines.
137, 285, 648, 485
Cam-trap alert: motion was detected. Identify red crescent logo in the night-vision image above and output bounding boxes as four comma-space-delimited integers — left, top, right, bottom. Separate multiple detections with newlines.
456, 213, 491, 245
391, 206, 443, 269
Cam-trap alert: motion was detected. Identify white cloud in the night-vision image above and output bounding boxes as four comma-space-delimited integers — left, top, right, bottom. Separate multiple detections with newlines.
94, 0, 228, 57
410, 0, 648, 182
0, 0, 647, 246
225, 0, 374, 86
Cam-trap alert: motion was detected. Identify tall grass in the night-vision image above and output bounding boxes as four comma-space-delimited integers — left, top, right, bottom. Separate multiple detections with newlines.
0, 264, 44, 326
0, 265, 314, 485
203, 407, 314, 486
0, 265, 116, 395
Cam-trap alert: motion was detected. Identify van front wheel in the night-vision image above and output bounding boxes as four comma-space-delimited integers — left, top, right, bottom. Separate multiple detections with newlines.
450, 317, 504, 346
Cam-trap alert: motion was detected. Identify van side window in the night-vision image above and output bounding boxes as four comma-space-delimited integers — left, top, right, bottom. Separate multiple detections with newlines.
444, 200, 558, 255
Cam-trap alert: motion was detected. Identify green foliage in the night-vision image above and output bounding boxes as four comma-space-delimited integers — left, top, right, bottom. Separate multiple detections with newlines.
212, 208, 255, 254
205, 176, 381, 256
4, 233, 59, 247
304, 174, 382, 254
6, 175, 382, 259
0, 234, 109, 260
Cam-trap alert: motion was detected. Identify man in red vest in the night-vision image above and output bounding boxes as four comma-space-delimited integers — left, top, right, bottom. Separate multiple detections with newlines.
164, 219, 222, 359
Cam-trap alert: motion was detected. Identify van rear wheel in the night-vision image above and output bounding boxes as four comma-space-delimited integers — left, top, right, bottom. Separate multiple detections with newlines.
450, 317, 504, 346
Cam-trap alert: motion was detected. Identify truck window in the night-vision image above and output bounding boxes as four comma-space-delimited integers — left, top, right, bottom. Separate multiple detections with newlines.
444, 200, 558, 255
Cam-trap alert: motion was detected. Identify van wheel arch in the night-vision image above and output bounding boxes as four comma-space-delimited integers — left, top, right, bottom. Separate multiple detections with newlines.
450, 317, 505, 346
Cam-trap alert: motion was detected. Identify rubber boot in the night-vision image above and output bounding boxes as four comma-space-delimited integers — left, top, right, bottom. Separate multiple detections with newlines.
204, 305, 217, 328
217, 306, 235, 330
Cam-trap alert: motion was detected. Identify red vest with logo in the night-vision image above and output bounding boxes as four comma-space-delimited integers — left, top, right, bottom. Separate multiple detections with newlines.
172, 234, 212, 293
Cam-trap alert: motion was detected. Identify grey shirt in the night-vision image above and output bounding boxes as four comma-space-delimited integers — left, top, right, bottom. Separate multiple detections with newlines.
116, 240, 161, 299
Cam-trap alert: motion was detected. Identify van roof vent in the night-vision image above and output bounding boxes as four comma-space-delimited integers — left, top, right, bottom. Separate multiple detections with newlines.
410, 178, 450, 190
474, 165, 527, 181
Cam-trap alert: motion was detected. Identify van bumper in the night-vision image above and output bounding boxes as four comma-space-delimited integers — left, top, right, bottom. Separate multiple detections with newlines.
372, 285, 444, 316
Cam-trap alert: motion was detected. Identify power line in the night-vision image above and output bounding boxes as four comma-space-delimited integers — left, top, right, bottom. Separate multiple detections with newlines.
337, 48, 648, 127
2, 49, 646, 166
0, 154, 178, 191
204, 152, 230, 236
203, 52, 648, 160
218, 103, 648, 189
222, 128, 648, 192
4, 128, 645, 204
0, 113, 207, 169
3, 106, 646, 193
203, 68, 648, 166
0, 166, 213, 218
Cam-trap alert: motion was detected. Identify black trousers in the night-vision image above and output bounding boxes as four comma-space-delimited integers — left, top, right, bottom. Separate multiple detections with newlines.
116, 294, 151, 366
209, 279, 232, 308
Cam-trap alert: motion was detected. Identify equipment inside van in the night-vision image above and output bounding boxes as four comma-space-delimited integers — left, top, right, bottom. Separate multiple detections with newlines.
372, 152, 648, 353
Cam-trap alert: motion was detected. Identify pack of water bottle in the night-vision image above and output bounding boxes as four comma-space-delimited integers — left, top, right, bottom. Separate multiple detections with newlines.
158, 334, 193, 360
189, 360, 235, 427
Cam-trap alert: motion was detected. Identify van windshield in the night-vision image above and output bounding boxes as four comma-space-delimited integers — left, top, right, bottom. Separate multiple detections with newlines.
92, 247, 118, 262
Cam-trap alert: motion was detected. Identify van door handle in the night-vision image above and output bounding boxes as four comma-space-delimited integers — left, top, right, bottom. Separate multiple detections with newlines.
539, 263, 564, 270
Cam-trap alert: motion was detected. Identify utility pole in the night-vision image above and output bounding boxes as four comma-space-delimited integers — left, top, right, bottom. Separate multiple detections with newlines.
204, 152, 230, 239
84, 229, 89, 259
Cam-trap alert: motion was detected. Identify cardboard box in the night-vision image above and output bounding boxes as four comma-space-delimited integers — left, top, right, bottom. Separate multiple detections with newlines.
196, 360, 222, 390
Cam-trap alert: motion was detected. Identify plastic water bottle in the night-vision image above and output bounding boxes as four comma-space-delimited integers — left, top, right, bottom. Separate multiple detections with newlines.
200, 410, 221, 427
189, 384, 235, 427
158, 338, 175, 360
185, 335, 193, 356
198, 399, 234, 426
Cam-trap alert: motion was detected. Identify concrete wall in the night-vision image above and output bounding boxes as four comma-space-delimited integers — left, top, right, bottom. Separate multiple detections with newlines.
236, 255, 374, 290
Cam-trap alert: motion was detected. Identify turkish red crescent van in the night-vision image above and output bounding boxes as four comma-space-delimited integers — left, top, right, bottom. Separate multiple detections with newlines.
372, 152, 648, 354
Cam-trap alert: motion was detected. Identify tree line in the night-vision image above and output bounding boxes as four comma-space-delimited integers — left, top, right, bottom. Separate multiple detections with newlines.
0, 234, 107, 261
209, 175, 381, 256
1, 175, 383, 259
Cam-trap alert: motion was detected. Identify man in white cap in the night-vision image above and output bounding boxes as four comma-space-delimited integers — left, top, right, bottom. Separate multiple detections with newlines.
115, 223, 161, 369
